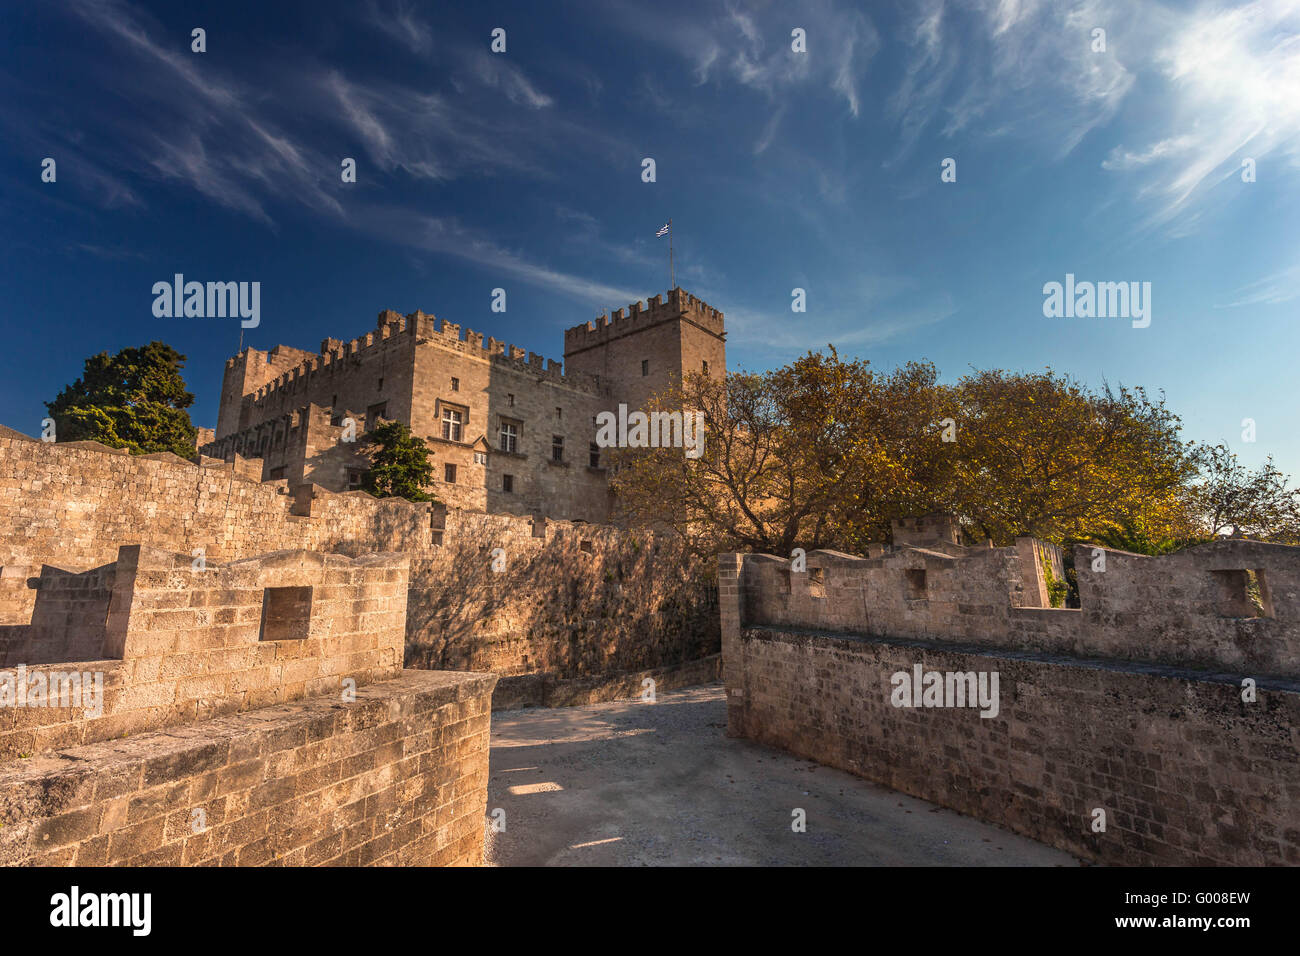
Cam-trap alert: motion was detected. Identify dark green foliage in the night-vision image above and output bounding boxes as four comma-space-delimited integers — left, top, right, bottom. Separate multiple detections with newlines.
361, 420, 435, 502
45, 342, 198, 457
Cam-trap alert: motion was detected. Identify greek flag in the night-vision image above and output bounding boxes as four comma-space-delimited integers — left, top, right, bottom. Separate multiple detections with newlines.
656, 223, 669, 238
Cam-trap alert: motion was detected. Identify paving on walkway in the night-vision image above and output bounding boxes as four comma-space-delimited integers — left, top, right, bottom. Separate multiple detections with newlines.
485, 683, 1080, 866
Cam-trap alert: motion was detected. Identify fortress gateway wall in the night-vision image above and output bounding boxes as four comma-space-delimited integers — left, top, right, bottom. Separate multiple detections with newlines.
720, 526, 1300, 866
0, 425, 719, 701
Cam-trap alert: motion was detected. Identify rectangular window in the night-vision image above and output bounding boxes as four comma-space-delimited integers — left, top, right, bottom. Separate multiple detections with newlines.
502, 474, 514, 493
1212, 569, 1274, 618
589, 443, 600, 468
259, 586, 312, 641
556, 407, 562, 420
366, 402, 387, 430
268, 466, 287, 481
442, 407, 463, 442
347, 469, 363, 490
508, 393, 515, 407
444, 463, 457, 483
809, 569, 826, 599
377, 377, 384, 390
499, 421, 518, 453
473, 451, 487, 465
552, 435, 564, 462
641, 359, 649, 377
702, 360, 709, 375
451, 377, 459, 392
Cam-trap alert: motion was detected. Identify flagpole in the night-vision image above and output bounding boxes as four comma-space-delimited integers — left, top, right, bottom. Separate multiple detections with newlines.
669, 218, 674, 290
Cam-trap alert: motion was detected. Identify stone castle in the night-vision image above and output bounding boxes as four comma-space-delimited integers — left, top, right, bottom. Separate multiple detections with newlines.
200, 287, 726, 522
3, 283, 1298, 869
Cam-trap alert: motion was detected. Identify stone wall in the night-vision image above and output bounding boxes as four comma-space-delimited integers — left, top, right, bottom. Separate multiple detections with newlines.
738, 536, 1300, 678
0, 545, 407, 762
0, 669, 494, 866
0, 563, 115, 667
720, 544, 1300, 866
0, 536, 495, 868
0, 427, 720, 690
407, 511, 718, 681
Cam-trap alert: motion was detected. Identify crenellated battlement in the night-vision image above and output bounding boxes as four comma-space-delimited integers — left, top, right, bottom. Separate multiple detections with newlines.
564, 287, 725, 355
411, 310, 604, 395
232, 305, 605, 411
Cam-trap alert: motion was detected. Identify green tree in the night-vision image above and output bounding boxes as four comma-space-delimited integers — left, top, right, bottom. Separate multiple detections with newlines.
45, 342, 198, 457
611, 356, 1201, 557
945, 370, 1198, 545
610, 349, 951, 557
361, 421, 435, 501
1189, 443, 1300, 541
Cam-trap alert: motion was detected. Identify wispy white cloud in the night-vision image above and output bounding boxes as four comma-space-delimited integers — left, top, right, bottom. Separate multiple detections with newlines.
39, 0, 654, 311
887, 0, 1134, 165
1101, 135, 1196, 170
468, 51, 554, 109
1104, 0, 1300, 229
753, 106, 786, 154
610, 0, 878, 118
363, 0, 434, 54
1221, 259, 1300, 307
351, 209, 644, 314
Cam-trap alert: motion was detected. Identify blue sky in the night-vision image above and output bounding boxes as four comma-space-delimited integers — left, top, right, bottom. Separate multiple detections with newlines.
2, 0, 1297, 474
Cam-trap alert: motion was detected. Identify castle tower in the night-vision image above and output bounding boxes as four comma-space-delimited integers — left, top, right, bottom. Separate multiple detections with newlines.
215, 345, 315, 439
562, 288, 726, 412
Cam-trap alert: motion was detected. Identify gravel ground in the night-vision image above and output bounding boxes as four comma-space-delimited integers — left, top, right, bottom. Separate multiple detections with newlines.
484, 683, 1080, 867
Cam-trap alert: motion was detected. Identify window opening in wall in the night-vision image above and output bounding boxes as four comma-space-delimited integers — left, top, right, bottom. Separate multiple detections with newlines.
259, 586, 312, 641
444, 463, 457, 483
555, 407, 562, 420
473, 451, 487, 465
552, 435, 564, 462
589, 443, 600, 468
580, 540, 593, 554
502, 474, 514, 493
906, 568, 927, 600
508, 393, 515, 406
377, 377, 384, 390
808, 568, 826, 598
1212, 569, 1274, 618
641, 359, 649, 377
702, 360, 709, 375
346, 469, 363, 490
451, 377, 459, 392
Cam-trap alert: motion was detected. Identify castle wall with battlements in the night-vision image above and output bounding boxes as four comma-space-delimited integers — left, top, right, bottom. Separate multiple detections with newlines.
719, 532, 1300, 865
0, 426, 720, 695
